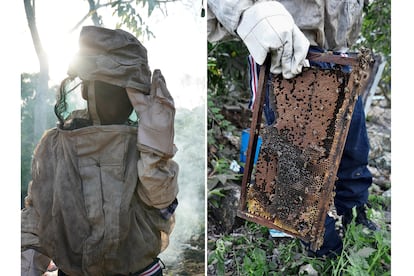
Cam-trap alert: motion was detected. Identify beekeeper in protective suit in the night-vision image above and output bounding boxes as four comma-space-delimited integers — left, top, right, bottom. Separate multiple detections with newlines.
208, 0, 377, 257
21, 26, 179, 276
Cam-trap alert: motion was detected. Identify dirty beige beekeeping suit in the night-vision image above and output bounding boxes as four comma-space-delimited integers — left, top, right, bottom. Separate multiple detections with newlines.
207, 0, 364, 52
21, 26, 179, 276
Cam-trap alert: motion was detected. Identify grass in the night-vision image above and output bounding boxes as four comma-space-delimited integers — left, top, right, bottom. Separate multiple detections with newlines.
208, 204, 391, 275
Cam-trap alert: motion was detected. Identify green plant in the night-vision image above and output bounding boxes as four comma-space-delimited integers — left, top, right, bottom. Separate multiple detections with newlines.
208, 222, 280, 275
243, 247, 269, 276
207, 94, 236, 147
331, 207, 391, 275
208, 41, 249, 97
210, 157, 231, 175
208, 188, 226, 209
354, 0, 391, 101
209, 238, 228, 275
368, 194, 391, 212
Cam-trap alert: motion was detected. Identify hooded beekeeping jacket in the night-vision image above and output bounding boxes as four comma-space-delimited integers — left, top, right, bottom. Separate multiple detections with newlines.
207, 0, 366, 52
21, 26, 179, 276
21, 123, 177, 275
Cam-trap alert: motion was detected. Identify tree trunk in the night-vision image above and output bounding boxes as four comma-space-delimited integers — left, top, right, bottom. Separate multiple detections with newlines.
24, 0, 49, 142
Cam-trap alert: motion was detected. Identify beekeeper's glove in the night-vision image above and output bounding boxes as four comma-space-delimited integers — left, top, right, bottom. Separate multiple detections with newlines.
236, 1, 310, 79
127, 69, 177, 158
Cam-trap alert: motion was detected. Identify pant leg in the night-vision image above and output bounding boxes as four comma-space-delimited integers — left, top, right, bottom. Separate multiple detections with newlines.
334, 96, 372, 215
308, 215, 343, 257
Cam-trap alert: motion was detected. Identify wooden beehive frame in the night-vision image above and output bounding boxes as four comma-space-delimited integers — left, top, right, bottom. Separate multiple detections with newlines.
238, 51, 373, 250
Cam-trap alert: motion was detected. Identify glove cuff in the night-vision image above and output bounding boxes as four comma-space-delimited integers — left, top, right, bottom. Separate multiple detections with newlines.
138, 124, 176, 158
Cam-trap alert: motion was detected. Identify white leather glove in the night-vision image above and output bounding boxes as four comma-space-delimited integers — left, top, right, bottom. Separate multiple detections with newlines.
236, 1, 310, 79
126, 69, 176, 158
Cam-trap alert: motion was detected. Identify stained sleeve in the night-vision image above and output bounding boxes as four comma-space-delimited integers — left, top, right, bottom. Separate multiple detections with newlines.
137, 147, 179, 209
207, 0, 254, 40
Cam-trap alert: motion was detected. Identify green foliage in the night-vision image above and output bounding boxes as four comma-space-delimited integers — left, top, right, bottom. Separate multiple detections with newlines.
243, 247, 269, 276
207, 23, 252, 197
355, 0, 391, 96
210, 157, 231, 175
207, 40, 249, 97
207, 96, 221, 146
368, 193, 391, 212
330, 207, 391, 276
207, 163, 241, 209
208, 222, 276, 275
360, 0, 391, 57
209, 238, 229, 275
207, 41, 243, 154
207, 93, 237, 152
208, 188, 226, 208
209, 205, 391, 275
112, 0, 170, 40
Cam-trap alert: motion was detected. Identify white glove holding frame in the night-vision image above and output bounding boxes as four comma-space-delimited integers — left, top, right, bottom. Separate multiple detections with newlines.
236, 1, 310, 79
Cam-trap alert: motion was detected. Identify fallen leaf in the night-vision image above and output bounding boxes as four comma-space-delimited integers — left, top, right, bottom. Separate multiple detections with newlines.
299, 263, 318, 276
356, 247, 376, 258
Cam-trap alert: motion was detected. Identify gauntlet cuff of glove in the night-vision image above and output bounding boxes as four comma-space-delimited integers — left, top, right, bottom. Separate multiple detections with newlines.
138, 124, 176, 158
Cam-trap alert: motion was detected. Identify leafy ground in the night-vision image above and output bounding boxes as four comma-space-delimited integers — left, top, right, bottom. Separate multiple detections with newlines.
207, 84, 391, 275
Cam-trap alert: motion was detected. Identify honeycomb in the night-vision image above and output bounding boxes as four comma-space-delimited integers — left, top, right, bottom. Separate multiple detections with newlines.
238, 52, 373, 251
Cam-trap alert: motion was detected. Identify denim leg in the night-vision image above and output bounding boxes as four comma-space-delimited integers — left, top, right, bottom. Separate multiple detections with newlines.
310, 215, 343, 257
334, 96, 372, 215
